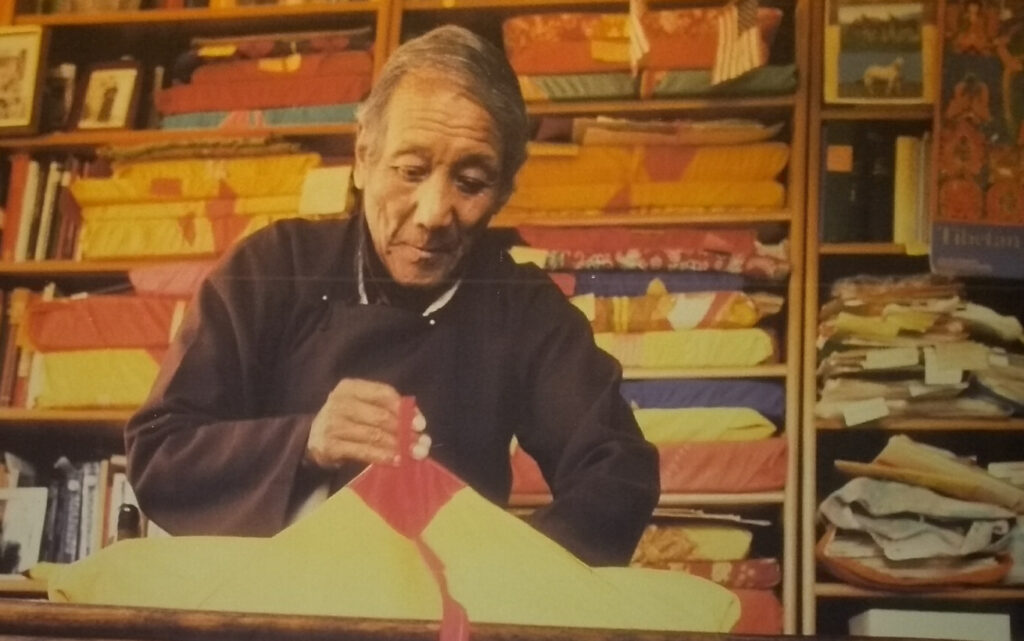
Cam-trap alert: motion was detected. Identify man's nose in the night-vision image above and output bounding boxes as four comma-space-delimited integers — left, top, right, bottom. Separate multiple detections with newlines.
412, 173, 455, 229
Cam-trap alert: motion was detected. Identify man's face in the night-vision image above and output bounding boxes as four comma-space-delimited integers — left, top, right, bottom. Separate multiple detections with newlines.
354, 72, 507, 288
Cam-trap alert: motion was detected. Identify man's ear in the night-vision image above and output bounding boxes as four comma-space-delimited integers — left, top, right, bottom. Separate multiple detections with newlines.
352, 124, 369, 191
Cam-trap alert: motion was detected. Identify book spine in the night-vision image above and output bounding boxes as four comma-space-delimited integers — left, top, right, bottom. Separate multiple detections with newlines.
58, 463, 83, 564
13, 159, 40, 262
893, 135, 922, 246
2, 154, 30, 263
33, 160, 63, 261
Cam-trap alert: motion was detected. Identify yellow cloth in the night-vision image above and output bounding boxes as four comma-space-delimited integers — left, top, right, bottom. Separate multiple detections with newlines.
78, 214, 312, 260
49, 467, 739, 633
502, 180, 785, 212
635, 407, 776, 443
834, 311, 939, 338
81, 196, 301, 221
70, 155, 321, 205
595, 329, 774, 368
32, 349, 159, 408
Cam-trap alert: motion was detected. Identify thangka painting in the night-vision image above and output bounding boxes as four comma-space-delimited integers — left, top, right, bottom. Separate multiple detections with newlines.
932, 0, 1024, 279
824, 0, 938, 103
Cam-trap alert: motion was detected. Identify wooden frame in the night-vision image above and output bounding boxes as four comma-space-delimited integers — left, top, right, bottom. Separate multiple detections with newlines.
70, 59, 141, 131
0, 25, 48, 137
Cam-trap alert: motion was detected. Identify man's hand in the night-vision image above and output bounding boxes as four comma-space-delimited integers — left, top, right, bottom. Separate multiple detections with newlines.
306, 378, 430, 469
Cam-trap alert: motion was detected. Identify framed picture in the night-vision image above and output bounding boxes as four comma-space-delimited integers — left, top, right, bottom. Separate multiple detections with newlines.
823, 0, 938, 104
72, 60, 141, 131
0, 26, 49, 137
0, 487, 48, 575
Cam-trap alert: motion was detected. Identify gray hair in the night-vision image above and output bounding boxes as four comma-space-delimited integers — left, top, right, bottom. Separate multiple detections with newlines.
355, 25, 529, 193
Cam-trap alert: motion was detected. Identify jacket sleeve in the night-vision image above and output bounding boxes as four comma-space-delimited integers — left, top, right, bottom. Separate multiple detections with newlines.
514, 273, 659, 566
125, 228, 322, 537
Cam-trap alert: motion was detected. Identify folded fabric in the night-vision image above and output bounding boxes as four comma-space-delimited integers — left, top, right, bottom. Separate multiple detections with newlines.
658, 438, 787, 493
160, 104, 358, 131
595, 329, 775, 369
156, 73, 371, 115
640, 65, 798, 99
70, 154, 320, 205
516, 226, 790, 278
731, 589, 783, 635
819, 477, 1015, 561
31, 349, 162, 409
572, 290, 782, 332
830, 273, 963, 305
516, 144, 790, 185
817, 526, 1012, 591
571, 117, 784, 147
129, 262, 216, 298
635, 407, 776, 443
501, 181, 785, 214
632, 523, 753, 563
620, 379, 785, 424
502, 13, 631, 75
50, 457, 739, 633
190, 51, 373, 84
517, 72, 637, 102
641, 8, 782, 71
632, 558, 780, 589
571, 271, 746, 297
78, 213, 319, 260
81, 196, 300, 221
511, 438, 787, 495
26, 296, 182, 351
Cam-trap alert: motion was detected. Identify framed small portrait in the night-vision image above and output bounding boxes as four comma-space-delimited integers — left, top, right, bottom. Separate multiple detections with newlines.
73, 60, 141, 131
0, 26, 49, 137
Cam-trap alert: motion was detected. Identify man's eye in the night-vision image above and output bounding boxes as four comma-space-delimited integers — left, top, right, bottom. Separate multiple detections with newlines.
455, 175, 491, 195
394, 165, 427, 182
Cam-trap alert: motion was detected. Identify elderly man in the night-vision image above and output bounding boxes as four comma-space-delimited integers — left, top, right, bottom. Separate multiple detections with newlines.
126, 25, 658, 566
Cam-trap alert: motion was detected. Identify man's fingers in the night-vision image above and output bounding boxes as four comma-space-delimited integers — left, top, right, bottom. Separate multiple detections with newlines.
333, 378, 401, 412
327, 422, 398, 451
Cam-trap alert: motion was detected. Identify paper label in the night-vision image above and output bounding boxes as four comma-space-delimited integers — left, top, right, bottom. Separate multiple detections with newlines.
924, 347, 964, 385
863, 347, 919, 370
842, 397, 890, 427
826, 145, 854, 172
508, 246, 549, 267
933, 341, 990, 371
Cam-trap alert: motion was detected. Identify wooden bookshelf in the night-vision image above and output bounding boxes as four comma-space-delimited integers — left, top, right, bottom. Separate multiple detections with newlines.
0, 408, 132, 425
0, 578, 48, 598
819, 243, 917, 255
526, 95, 796, 117
0, 259, 210, 276
819, 104, 935, 121
815, 583, 1024, 601
816, 417, 1024, 432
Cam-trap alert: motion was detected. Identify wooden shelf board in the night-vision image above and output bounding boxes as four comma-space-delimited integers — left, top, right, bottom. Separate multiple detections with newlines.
816, 417, 1024, 431
14, 2, 378, 25
819, 243, 925, 256
402, 0, 721, 10
510, 491, 784, 508
526, 95, 795, 117
493, 209, 793, 228
623, 365, 788, 380
815, 583, 1024, 601
0, 124, 357, 151
819, 104, 935, 121
0, 578, 47, 597
0, 408, 132, 425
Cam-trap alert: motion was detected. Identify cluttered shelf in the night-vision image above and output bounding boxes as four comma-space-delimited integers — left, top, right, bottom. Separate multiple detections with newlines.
12, 1, 380, 25
815, 583, 1024, 601
816, 418, 1024, 432
400, 0, 757, 10
0, 124, 359, 151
